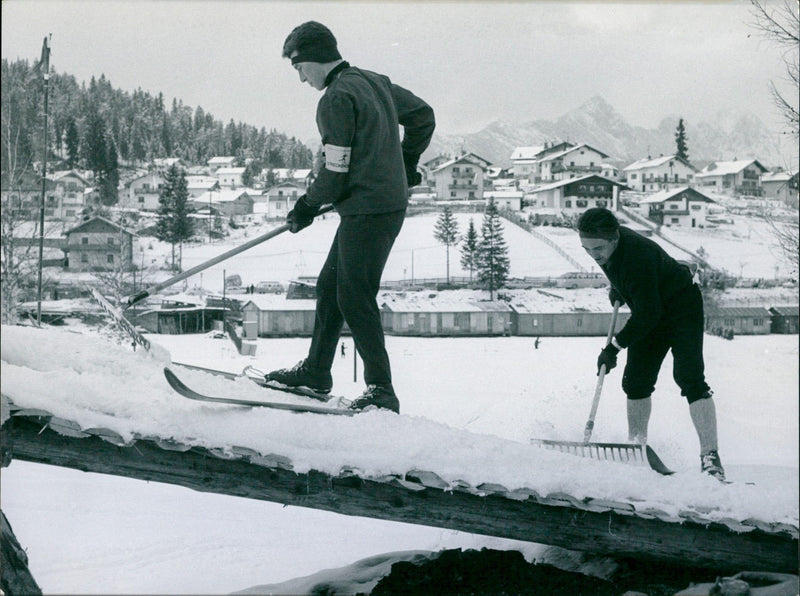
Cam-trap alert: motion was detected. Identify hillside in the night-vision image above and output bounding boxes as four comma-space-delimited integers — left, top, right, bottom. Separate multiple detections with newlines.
424, 96, 793, 169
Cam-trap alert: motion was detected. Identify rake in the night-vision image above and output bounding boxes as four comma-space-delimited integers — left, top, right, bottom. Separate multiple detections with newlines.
531, 301, 673, 475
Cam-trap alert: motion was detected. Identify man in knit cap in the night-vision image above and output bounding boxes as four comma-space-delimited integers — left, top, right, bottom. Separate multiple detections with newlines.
577, 208, 726, 480
265, 21, 435, 414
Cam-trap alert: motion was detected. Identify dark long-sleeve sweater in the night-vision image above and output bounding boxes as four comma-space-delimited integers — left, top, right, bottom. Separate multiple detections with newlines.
602, 226, 695, 348
305, 64, 435, 216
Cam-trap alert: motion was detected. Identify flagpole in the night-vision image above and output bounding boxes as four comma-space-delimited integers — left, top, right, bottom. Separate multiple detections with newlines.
36, 35, 51, 326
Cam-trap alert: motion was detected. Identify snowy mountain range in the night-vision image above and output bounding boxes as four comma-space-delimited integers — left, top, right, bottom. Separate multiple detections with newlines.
423, 96, 793, 170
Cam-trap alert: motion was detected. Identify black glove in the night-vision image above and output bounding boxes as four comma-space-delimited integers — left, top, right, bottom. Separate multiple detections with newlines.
609, 287, 625, 307
596, 344, 619, 375
286, 196, 319, 233
403, 152, 421, 188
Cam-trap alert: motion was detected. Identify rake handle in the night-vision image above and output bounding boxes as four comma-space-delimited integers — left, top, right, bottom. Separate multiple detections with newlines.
584, 301, 620, 444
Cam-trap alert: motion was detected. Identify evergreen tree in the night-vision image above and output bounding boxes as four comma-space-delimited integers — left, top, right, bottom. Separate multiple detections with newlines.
476, 199, 510, 300
460, 218, 479, 282
98, 138, 120, 205
64, 117, 80, 167
675, 118, 689, 161
433, 206, 460, 283
155, 164, 193, 270
82, 105, 108, 176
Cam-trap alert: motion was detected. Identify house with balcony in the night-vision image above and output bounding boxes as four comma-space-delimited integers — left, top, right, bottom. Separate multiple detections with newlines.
638, 186, 716, 228
622, 154, 697, 193
270, 168, 314, 189
64, 216, 134, 272
430, 154, 487, 201
120, 172, 165, 211
695, 159, 768, 197
525, 174, 627, 215
46, 170, 92, 220
215, 166, 246, 188
538, 144, 610, 183
259, 182, 304, 219
1, 172, 58, 220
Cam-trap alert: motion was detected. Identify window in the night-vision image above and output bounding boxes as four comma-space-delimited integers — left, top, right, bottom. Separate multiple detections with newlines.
577, 318, 583, 327
630, 173, 637, 179
671, 217, 680, 224
754, 318, 763, 326
80, 254, 88, 263
81, 237, 88, 245
565, 200, 572, 208
670, 204, 679, 209
107, 254, 114, 264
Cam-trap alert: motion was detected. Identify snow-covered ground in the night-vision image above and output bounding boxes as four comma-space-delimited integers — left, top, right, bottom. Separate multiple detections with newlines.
1, 323, 797, 594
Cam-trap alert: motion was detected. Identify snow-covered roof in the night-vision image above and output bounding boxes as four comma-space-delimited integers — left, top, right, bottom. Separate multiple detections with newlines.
241, 296, 316, 311
216, 167, 246, 175
761, 171, 794, 183
538, 143, 610, 162
697, 159, 769, 177
272, 168, 313, 179
485, 190, 524, 199
381, 296, 512, 313
208, 156, 236, 165
639, 186, 716, 204
510, 146, 545, 161
623, 154, 696, 172
192, 189, 251, 204
529, 174, 627, 193
430, 154, 488, 174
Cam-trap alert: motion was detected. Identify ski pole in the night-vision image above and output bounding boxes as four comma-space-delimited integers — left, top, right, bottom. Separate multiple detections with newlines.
125, 205, 334, 307
583, 300, 620, 444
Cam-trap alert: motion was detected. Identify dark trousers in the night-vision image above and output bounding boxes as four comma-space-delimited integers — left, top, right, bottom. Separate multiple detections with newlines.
306, 210, 405, 385
622, 284, 711, 404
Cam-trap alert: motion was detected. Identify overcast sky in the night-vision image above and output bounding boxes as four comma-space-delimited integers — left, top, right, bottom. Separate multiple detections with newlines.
2, 1, 794, 144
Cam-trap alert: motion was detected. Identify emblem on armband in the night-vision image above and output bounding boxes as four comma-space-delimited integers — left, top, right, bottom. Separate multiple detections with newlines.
324, 144, 351, 173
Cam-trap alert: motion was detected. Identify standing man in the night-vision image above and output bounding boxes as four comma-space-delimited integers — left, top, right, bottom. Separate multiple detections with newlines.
577, 208, 725, 480
265, 21, 435, 414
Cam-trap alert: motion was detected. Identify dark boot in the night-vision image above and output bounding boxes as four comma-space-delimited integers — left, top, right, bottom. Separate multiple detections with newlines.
349, 384, 399, 414
264, 360, 332, 394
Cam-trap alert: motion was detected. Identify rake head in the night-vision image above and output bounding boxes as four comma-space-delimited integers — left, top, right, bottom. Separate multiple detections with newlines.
531, 439, 674, 475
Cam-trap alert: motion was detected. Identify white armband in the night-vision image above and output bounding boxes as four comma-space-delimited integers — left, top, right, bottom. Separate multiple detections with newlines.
324, 144, 351, 173
611, 337, 622, 350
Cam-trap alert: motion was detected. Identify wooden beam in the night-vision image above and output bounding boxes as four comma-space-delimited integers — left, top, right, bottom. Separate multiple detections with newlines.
3, 416, 797, 574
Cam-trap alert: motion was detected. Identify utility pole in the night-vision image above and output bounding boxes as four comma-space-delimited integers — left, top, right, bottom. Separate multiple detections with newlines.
36, 35, 52, 326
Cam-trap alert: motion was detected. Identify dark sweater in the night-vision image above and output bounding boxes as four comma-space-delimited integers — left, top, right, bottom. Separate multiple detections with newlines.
602, 226, 695, 348
306, 65, 435, 216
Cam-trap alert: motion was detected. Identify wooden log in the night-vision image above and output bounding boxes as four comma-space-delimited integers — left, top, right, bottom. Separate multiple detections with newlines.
3, 416, 797, 574
1, 509, 43, 595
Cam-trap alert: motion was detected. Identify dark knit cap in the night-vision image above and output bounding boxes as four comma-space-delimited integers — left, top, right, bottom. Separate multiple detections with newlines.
577, 208, 620, 240
282, 21, 342, 64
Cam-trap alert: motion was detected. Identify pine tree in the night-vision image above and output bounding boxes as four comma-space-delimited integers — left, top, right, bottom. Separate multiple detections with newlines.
476, 200, 510, 300
156, 164, 193, 270
433, 206, 460, 283
64, 117, 80, 167
460, 218, 479, 282
675, 118, 689, 161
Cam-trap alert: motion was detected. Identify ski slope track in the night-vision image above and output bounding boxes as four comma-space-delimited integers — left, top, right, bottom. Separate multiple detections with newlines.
1, 325, 797, 574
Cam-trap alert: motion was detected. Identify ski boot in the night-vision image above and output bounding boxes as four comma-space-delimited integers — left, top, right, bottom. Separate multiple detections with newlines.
701, 450, 726, 482
349, 384, 400, 414
264, 360, 332, 394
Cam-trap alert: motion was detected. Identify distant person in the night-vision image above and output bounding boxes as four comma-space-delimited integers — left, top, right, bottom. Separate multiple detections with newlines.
340, 342, 347, 358
534, 337, 540, 350
577, 208, 725, 480
264, 21, 435, 414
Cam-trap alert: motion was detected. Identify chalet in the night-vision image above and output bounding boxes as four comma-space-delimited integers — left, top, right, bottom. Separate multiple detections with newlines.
761, 170, 798, 207
623, 155, 697, 193
215, 166, 246, 188
189, 189, 253, 219
186, 175, 220, 198
430, 154, 487, 201
525, 174, 627, 215
696, 159, 768, 197
259, 182, 304, 219
380, 296, 513, 336
120, 172, 165, 211
63, 216, 134, 272
638, 186, 716, 228
0, 172, 57, 220
259, 168, 314, 190
704, 307, 771, 335
421, 155, 454, 186
47, 170, 92, 220
538, 144, 610, 183
769, 306, 799, 334
207, 156, 236, 172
